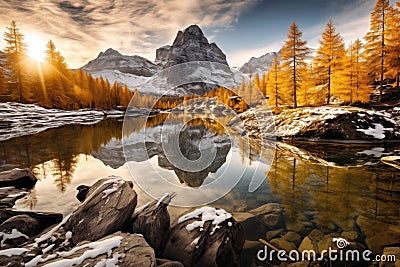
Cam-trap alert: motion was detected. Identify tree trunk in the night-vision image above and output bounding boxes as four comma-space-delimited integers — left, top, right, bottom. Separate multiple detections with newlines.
327, 65, 331, 105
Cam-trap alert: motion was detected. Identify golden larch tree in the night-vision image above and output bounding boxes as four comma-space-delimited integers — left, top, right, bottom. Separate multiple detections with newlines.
314, 20, 345, 104
280, 21, 310, 108
364, 0, 391, 102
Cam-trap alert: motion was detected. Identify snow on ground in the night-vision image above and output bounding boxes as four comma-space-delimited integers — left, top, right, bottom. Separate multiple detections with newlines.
90, 70, 151, 90
0, 102, 107, 141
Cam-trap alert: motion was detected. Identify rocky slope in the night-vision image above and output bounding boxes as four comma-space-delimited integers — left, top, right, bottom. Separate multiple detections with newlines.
81, 48, 161, 89
162, 24, 228, 68
239, 52, 279, 75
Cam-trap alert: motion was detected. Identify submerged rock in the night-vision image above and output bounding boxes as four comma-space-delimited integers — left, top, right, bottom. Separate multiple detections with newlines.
163, 206, 244, 267
131, 193, 175, 255
65, 176, 137, 245
0, 168, 37, 189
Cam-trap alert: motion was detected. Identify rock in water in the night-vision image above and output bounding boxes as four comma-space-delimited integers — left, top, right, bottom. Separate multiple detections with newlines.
0, 168, 37, 189
162, 206, 244, 267
65, 176, 137, 245
163, 25, 228, 68
131, 193, 175, 255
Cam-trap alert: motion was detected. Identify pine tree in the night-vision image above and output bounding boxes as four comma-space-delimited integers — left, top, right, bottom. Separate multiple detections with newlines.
3, 21, 27, 102
314, 20, 345, 104
364, 0, 391, 102
280, 21, 310, 108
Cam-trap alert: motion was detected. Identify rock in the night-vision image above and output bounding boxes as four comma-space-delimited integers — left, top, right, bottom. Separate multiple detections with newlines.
308, 229, 324, 243
156, 258, 184, 267
366, 232, 400, 255
65, 177, 137, 245
0, 168, 37, 189
131, 193, 175, 255
288, 261, 310, 267
82, 48, 161, 77
285, 220, 306, 234
155, 45, 171, 66
162, 206, 244, 267
266, 229, 285, 241
341, 230, 358, 241
76, 185, 90, 202
298, 237, 317, 254
0, 215, 41, 248
239, 51, 280, 75
30, 232, 156, 267
283, 231, 302, 247
0, 187, 28, 208
270, 238, 297, 252
380, 247, 400, 267
231, 212, 254, 222
249, 203, 284, 230
0, 209, 62, 230
164, 25, 228, 68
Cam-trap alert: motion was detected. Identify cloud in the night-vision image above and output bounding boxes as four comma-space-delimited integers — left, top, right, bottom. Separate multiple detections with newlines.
0, 0, 258, 68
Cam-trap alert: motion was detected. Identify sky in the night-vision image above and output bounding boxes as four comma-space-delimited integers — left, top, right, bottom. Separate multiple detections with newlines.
0, 0, 396, 68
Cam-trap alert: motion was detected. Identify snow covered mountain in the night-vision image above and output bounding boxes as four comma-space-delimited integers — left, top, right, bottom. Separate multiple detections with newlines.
81, 25, 231, 95
81, 48, 161, 89
239, 52, 280, 76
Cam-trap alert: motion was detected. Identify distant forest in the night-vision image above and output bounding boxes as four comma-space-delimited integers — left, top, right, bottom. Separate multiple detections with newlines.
0, 21, 132, 110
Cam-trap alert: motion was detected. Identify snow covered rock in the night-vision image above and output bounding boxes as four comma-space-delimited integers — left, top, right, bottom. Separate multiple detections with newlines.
131, 193, 175, 255
238, 106, 400, 141
162, 206, 244, 267
0, 102, 105, 142
27, 232, 156, 267
239, 52, 279, 76
0, 215, 40, 248
0, 168, 37, 189
163, 25, 228, 68
155, 45, 171, 66
65, 176, 137, 245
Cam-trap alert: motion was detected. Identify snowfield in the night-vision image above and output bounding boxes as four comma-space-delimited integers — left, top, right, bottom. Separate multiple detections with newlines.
0, 102, 107, 141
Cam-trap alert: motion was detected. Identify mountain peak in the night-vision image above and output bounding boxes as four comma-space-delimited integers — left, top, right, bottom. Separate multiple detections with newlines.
98, 48, 122, 58
163, 24, 228, 68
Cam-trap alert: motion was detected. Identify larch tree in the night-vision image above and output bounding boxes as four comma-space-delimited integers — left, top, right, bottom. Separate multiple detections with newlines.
265, 56, 281, 108
364, 0, 391, 102
314, 20, 345, 105
342, 39, 370, 103
387, 3, 400, 89
3, 20, 27, 102
280, 21, 310, 108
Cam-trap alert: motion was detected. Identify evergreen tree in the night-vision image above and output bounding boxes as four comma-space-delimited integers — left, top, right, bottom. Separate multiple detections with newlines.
3, 21, 27, 102
266, 56, 281, 108
280, 21, 310, 108
314, 20, 345, 104
364, 0, 391, 102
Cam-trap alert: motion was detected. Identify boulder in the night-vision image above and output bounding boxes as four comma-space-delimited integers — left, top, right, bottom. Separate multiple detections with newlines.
162, 206, 244, 267
270, 238, 297, 252
380, 247, 400, 267
156, 258, 184, 267
0, 215, 41, 248
65, 177, 137, 245
266, 229, 285, 241
131, 193, 175, 255
76, 185, 90, 202
0, 168, 37, 189
249, 203, 284, 230
0, 209, 62, 230
0, 187, 28, 208
282, 231, 302, 247
27, 232, 156, 267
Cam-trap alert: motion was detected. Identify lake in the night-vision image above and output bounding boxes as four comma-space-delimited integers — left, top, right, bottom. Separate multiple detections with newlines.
1, 113, 399, 265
